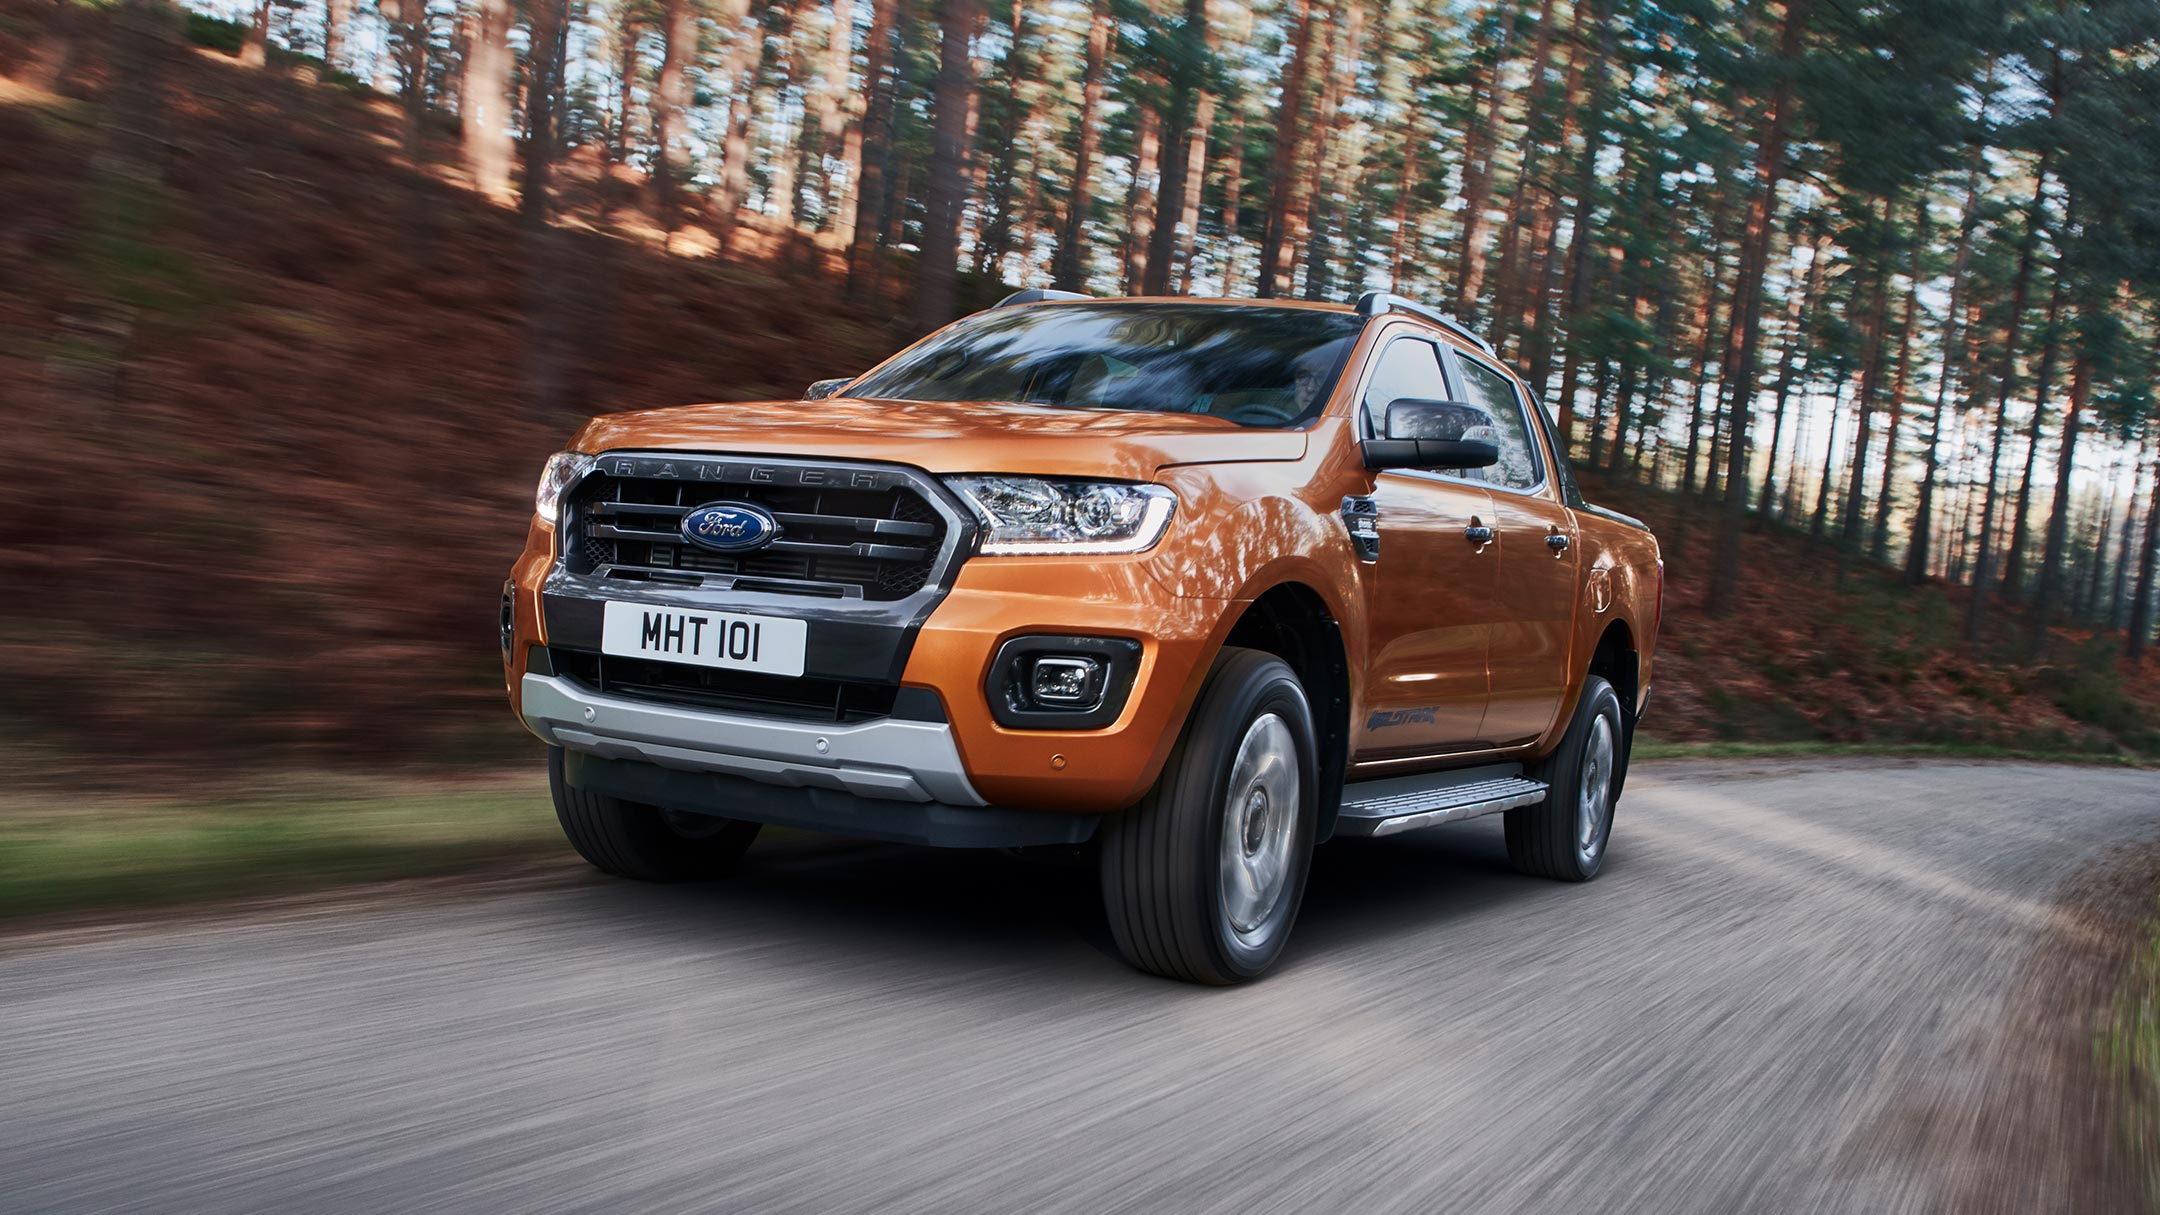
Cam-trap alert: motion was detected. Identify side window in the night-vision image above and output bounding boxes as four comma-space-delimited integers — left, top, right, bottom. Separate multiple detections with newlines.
1452, 353, 1544, 490
1359, 337, 1450, 438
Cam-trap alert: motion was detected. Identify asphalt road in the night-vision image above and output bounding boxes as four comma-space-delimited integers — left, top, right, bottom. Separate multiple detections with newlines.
4, 759, 2158, 1214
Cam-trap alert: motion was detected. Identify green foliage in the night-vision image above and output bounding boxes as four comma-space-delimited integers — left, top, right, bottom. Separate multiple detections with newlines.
0, 782, 562, 920
2101, 901, 2160, 1208
81, 178, 223, 324
184, 11, 245, 55
2031, 639, 2159, 753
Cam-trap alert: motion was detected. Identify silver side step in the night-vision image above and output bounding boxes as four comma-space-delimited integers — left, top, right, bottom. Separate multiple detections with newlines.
1334, 764, 1550, 838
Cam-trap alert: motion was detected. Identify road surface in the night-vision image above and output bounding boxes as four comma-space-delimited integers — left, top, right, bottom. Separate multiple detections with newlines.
4, 759, 2157, 1213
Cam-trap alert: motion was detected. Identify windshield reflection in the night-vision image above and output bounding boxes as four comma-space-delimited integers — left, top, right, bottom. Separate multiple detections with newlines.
847, 303, 1362, 428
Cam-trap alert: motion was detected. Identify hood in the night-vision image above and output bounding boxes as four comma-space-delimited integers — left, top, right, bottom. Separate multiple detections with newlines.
574, 397, 1307, 480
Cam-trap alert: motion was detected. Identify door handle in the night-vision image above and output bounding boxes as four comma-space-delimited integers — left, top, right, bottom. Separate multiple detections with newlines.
1464, 524, 1495, 545
1546, 533, 1571, 552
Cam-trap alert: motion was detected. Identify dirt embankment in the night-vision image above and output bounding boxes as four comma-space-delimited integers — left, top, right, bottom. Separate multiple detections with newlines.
1, 1, 905, 773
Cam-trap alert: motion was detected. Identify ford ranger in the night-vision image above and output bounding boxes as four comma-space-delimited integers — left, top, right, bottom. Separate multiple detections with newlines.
503, 290, 1663, 984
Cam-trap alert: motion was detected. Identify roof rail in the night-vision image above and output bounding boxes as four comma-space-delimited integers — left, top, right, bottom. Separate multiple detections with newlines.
1353, 291, 1497, 357
993, 288, 1091, 308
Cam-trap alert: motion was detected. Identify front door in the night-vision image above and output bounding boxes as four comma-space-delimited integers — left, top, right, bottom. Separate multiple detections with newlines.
1449, 348, 1579, 745
1351, 333, 1498, 759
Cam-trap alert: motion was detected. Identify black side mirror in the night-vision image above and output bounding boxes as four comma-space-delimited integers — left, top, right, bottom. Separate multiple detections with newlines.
1363, 398, 1502, 471
805, 378, 852, 400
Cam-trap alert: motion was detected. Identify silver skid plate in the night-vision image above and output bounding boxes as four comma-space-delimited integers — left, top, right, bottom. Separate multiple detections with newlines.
1334, 766, 1551, 838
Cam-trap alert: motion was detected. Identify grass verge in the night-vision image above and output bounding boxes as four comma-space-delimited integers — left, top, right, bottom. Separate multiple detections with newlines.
2, 745, 2146, 925
0, 773, 561, 922
2103, 900, 2160, 1210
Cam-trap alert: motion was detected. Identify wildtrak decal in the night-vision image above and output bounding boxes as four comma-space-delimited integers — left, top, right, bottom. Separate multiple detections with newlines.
1367, 707, 1438, 729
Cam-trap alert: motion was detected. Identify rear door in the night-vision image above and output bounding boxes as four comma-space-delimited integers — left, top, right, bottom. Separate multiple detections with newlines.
1446, 346, 1580, 746
1350, 332, 1497, 759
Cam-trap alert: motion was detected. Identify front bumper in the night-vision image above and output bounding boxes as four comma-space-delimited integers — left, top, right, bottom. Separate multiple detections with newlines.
523, 673, 1102, 848
521, 672, 985, 805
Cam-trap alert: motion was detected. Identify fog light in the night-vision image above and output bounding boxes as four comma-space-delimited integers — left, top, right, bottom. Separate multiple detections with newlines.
1030, 656, 1101, 705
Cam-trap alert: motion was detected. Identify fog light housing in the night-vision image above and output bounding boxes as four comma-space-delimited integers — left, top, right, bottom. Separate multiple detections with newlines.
987, 635, 1143, 730
1029, 656, 1104, 706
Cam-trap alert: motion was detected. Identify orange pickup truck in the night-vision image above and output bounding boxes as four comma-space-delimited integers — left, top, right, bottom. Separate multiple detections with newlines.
503, 291, 1662, 983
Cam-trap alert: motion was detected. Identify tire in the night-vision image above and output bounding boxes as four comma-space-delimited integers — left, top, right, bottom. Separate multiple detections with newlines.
548, 747, 761, 882
1506, 675, 1626, 882
1099, 648, 1318, 985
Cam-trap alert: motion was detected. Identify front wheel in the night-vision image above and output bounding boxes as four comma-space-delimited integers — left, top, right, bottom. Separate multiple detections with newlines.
1099, 648, 1318, 985
1506, 675, 1626, 881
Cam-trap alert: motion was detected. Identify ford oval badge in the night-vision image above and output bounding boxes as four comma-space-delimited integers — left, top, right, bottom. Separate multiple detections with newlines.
681, 501, 782, 553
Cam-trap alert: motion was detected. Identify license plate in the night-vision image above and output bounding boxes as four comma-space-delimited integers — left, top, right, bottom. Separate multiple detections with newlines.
600, 602, 808, 677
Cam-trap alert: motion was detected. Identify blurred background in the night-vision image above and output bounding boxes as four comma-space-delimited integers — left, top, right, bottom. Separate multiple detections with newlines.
0, 0, 2156, 914
5, 5, 2160, 1210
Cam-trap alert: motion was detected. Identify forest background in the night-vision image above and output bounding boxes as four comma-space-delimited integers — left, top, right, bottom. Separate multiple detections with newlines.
3, 0, 2159, 786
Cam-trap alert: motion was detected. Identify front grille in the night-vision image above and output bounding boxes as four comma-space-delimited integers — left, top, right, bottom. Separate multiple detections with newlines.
563, 456, 951, 601
549, 648, 899, 723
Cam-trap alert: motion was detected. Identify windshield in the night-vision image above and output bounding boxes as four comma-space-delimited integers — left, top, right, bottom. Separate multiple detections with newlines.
845, 303, 1363, 428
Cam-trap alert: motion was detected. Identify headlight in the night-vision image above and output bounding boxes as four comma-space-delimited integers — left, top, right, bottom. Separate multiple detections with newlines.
944, 476, 1176, 555
535, 451, 595, 524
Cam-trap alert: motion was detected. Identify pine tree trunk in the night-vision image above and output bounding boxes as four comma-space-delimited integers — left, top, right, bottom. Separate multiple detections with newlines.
1587, 358, 1611, 466
1123, 105, 1162, 293
1452, 1, 1513, 316
1837, 198, 1899, 572
1050, 0, 1111, 289
1869, 210, 1927, 563
1961, 56, 2056, 639
653, 0, 698, 228
1523, 0, 1597, 394
241, 0, 270, 66
1142, 0, 1212, 295
714, 0, 766, 250
814, 0, 858, 244
462, 0, 515, 202
1388, 124, 1422, 291
1811, 381, 1846, 544
1757, 231, 1825, 520
974, 0, 1033, 277
912, 0, 981, 327
1485, 0, 1558, 348
1550, 0, 1619, 444
1296, 0, 1359, 301
2085, 471, 2119, 625
519, 0, 570, 229
2131, 440, 2160, 662
763, 0, 810, 227
1173, 4, 1220, 292
1611, 359, 1638, 475
377, 0, 428, 156
613, 19, 641, 168
1907, 137, 1989, 583
323, 0, 350, 72
2110, 441, 2148, 631
1679, 171, 1740, 498
1218, 116, 1249, 290
1704, 0, 1811, 613
2028, 336, 2092, 653
1255, 0, 1317, 297
842, 0, 898, 283
1173, 88, 1217, 291
2001, 272, 2068, 600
